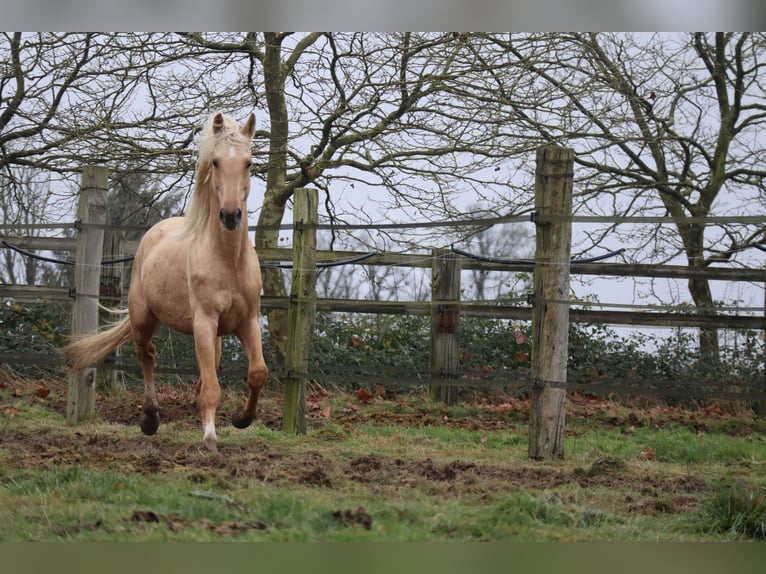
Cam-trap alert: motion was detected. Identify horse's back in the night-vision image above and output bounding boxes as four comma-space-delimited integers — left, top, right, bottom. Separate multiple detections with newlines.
130, 217, 195, 334
134, 217, 189, 276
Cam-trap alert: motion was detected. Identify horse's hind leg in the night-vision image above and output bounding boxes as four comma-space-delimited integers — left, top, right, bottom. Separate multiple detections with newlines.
232, 319, 269, 429
133, 322, 160, 435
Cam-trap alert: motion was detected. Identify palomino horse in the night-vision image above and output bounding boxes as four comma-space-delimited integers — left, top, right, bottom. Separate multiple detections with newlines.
62, 112, 268, 452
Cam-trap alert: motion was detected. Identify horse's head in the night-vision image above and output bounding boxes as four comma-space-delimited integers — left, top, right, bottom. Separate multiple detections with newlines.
196, 112, 257, 232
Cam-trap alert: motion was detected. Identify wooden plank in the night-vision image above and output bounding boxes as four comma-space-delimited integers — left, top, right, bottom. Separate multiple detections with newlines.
256, 247, 766, 282
282, 188, 318, 434
569, 308, 762, 330
570, 262, 765, 282
0, 235, 77, 252
260, 296, 763, 330
529, 145, 573, 460
0, 285, 73, 301
66, 166, 108, 425
2, 240, 762, 283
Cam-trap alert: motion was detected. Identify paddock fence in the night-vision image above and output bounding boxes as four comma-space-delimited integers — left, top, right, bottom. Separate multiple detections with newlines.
2, 154, 766, 430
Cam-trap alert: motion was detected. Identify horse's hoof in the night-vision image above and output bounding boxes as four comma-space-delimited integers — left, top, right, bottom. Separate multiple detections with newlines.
202, 435, 218, 453
139, 407, 160, 436
231, 407, 254, 429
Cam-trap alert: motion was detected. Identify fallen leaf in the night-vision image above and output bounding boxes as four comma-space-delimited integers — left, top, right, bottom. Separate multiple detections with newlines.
357, 389, 373, 403
638, 446, 655, 460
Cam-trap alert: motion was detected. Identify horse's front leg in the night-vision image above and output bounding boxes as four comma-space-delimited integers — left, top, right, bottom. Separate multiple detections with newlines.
231, 318, 269, 429
194, 336, 222, 402
193, 315, 222, 452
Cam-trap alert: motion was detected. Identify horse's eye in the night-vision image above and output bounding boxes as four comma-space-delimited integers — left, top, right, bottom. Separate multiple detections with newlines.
212, 160, 219, 169
245, 161, 252, 170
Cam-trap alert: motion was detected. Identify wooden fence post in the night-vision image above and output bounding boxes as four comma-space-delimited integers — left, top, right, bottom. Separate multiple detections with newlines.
528, 145, 573, 460
282, 188, 318, 434
429, 248, 461, 404
66, 165, 108, 425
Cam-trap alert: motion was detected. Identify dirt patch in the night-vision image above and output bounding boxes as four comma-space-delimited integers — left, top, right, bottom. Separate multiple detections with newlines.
0, 373, 731, 526
627, 494, 698, 515
130, 509, 267, 537
332, 507, 373, 530
1, 421, 708, 515
335, 407, 521, 433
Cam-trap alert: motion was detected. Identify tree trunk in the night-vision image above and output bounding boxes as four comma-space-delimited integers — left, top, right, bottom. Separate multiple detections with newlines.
680, 223, 720, 361
255, 32, 292, 367
688, 275, 720, 359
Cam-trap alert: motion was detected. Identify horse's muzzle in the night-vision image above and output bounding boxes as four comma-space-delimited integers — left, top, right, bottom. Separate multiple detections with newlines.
219, 208, 242, 231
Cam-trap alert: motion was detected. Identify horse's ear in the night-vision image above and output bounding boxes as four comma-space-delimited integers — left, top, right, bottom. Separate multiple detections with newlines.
241, 113, 256, 139
213, 113, 225, 134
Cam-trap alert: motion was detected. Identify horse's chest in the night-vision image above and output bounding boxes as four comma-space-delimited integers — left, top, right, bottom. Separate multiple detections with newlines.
190, 272, 255, 331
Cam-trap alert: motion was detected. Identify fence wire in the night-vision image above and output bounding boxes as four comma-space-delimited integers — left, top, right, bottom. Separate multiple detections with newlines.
3, 352, 762, 403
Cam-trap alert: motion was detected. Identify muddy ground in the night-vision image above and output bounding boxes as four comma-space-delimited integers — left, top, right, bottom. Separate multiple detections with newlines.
1, 372, 738, 525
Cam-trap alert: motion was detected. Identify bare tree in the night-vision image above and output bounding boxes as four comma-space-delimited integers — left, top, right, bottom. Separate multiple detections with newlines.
5, 32, 538, 364
0, 168, 59, 285
490, 32, 766, 357
175, 32, 537, 361
460, 222, 534, 301
0, 33, 250, 194
13, 31, 757, 365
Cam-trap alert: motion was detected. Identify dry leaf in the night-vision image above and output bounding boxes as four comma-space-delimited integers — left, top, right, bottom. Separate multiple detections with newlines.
638, 446, 656, 460
357, 389, 373, 403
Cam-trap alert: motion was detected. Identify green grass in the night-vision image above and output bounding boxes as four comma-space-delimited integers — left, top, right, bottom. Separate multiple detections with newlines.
2, 377, 766, 541
565, 423, 766, 464
699, 479, 766, 540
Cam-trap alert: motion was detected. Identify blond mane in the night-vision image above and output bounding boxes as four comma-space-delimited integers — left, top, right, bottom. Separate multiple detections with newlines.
182, 113, 252, 236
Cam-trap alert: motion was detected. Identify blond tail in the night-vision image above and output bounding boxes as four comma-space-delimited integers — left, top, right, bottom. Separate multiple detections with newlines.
60, 316, 132, 373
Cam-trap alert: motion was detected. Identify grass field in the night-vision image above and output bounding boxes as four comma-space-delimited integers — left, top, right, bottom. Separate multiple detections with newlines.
1, 370, 765, 542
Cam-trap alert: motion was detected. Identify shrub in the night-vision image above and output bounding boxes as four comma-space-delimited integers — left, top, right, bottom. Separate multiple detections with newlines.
0, 300, 70, 376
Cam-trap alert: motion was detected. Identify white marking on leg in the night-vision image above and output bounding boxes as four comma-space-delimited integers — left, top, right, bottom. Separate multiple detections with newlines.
203, 421, 218, 444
